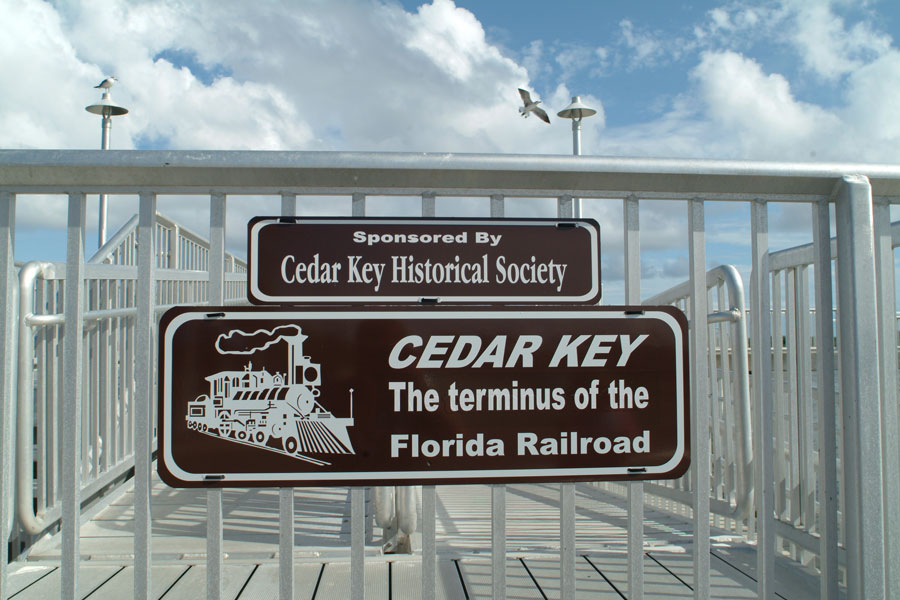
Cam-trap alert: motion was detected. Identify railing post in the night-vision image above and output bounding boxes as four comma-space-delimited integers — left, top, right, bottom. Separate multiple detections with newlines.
834, 175, 886, 599
279, 193, 296, 600
751, 199, 775, 600
624, 194, 644, 600
558, 194, 576, 600
422, 191, 436, 218
490, 194, 506, 600
490, 193, 504, 218
352, 192, 366, 217
874, 197, 900, 600
351, 190, 368, 599
688, 198, 710, 600
0, 191, 15, 600
351, 487, 365, 600
61, 192, 87, 600
134, 192, 157, 600
207, 192, 226, 600
812, 199, 838, 600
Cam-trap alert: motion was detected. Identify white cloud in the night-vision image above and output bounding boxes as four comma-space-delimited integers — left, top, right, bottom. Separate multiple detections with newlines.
405, 0, 500, 81
690, 50, 841, 159
1, 0, 559, 155
0, 1, 101, 149
4, 0, 900, 296
616, 18, 699, 70
618, 19, 666, 68
784, 0, 892, 80
841, 49, 900, 149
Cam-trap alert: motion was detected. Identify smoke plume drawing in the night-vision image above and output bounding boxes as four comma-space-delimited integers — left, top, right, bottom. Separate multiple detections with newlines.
215, 324, 304, 355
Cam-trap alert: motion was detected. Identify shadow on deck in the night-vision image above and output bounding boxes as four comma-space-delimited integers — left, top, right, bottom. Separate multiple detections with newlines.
7, 473, 825, 599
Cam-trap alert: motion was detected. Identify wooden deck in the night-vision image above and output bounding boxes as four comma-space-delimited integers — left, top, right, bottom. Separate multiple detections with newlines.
6, 475, 823, 599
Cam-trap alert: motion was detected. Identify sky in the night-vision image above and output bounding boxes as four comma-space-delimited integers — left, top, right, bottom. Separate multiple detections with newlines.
2, 0, 900, 301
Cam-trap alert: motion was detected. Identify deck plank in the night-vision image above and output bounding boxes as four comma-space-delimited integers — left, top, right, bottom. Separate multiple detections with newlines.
8, 564, 121, 600
647, 551, 759, 599
82, 564, 188, 599
518, 555, 621, 599
710, 546, 823, 600
582, 552, 694, 598
156, 564, 255, 599
311, 561, 388, 599
389, 558, 466, 600
5, 564, 57, 597
234, 563, 322, 599
456, 557, 547, 599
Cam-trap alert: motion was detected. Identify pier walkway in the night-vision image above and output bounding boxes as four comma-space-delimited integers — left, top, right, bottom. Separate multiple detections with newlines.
7, 474, 818, 599
4, 150, 900, 599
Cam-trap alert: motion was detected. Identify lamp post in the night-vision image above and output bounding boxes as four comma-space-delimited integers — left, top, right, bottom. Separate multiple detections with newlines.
86, 79, 128, 248
557, 96, 597, 218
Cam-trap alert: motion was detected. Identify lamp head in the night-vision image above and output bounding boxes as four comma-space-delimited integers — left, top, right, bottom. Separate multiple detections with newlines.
86, 90, 128, 116
557, 96, 596, 120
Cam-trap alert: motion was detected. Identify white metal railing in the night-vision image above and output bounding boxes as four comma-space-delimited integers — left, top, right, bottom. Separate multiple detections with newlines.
628, 266, 753, 524
624, 221, 900, 577
762, 220, 900, 573
1, 151, 900, 600
11, 213, 247, 542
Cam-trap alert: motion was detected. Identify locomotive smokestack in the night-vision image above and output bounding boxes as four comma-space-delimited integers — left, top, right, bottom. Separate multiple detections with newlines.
284, 332, 306, 386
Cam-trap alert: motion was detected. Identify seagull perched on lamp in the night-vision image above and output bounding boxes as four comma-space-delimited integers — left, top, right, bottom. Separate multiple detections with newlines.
95, 76, 118, 89
518, 88, 550, 124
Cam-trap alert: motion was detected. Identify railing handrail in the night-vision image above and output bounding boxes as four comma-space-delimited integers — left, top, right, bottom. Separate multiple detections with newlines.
768, 219, 900, 272
641, 264, 754, 520
3, 149, 900, 198
89, 211, 247, 271
17, 261, 57, 535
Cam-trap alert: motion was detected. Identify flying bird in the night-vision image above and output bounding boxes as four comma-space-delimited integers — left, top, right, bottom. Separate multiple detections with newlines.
95, 77, 118, 89
518, 88, 550, 124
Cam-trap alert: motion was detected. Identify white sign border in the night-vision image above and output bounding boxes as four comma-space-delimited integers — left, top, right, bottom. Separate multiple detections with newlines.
248, 218, 602, 303
161, 308, 687, 485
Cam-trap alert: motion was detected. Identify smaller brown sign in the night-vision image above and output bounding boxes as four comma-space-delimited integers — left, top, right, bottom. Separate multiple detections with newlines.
247, 217, 601, 304
158, 305, 689, 488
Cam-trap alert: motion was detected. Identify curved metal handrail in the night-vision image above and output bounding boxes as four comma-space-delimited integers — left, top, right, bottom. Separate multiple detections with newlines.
16, 261, 58, 535
644, 264, 754, 520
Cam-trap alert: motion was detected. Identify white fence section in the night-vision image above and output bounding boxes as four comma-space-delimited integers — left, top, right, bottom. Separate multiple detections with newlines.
2, 150, 900, 600
10, 213, 247, 546
601, 265, 754, 526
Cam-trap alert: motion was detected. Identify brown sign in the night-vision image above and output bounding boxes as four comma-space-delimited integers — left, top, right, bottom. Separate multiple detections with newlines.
158, 305, 689, 487
247, 217, 601, 304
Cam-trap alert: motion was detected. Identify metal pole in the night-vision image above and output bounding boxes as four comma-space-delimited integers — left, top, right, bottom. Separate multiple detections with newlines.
0, 191, 16, 600
572, 118, 582, 218
98, 110, 111, 248
87, 83, 127, 249
558, 95, 595, 219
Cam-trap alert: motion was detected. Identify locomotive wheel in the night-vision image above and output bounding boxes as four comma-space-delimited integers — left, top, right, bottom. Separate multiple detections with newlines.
236, 430, 247, 441
201, 424, 208, 432
283, 435, 299, 455
254, 430, 268, 445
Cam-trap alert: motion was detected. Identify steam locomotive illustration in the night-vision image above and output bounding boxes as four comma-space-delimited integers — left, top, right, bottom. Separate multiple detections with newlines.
184, 325, 355, 465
